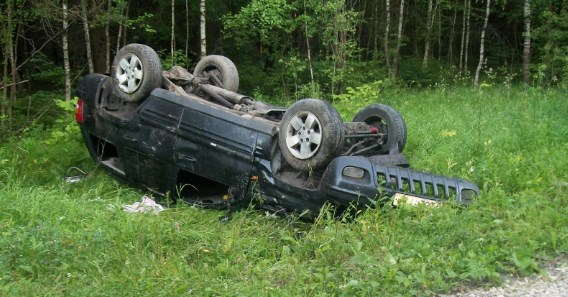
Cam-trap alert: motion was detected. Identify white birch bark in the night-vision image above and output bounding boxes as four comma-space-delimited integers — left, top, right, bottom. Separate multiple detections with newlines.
81, 0, 94, 73
200, 0, 206, 57
392, 0, 405, 79
474, 0, 491, 88
384, 0, 391, 76
105, 0, 110, 73
62, 0, 71, 101
171, 0, 175, 60
522, 0, 531, 84
464, 0, 471, 75
422, 0, 434, 67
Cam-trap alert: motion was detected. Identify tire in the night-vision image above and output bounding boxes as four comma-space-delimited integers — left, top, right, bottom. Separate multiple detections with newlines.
352, 104, 407, 154
193, 55, 239, 92
279, 99, 344, 172
111, 44, 162, 103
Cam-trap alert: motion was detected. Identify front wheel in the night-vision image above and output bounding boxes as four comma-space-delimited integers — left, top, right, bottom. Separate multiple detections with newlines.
193, 55, 239, 92
278, 99, 344, 172
352, 104, 407, 154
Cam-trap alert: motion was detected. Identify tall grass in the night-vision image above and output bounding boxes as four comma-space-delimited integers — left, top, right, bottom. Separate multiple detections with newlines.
1, 86, 566, 296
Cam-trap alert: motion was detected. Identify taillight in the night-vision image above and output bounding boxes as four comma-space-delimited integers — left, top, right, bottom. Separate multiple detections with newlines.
75, 98, 84, 124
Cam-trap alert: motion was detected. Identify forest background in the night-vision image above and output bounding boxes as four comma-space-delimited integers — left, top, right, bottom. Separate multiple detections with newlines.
1, 1, 568, 295
1, 0, 567, 134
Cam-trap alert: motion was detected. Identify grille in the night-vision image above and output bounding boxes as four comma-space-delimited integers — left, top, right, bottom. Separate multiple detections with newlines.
375, 165, 479, 203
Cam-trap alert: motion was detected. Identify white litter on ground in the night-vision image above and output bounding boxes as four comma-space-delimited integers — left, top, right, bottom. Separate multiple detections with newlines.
123, 195, 164, 214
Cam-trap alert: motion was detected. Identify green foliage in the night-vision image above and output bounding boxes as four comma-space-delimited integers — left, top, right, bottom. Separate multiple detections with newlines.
1, 86, 566, 296
47, 98, 80, 145
223, 0, 296, 54
532, 2, 568, 87
126, 12, 156, 34
333, 80, 383, 116
24, 52, 65, 89
0, 90, 63, 140
158, 49, 192, 70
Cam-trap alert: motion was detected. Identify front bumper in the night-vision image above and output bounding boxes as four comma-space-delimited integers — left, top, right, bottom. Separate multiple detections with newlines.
320, 156, 480, 206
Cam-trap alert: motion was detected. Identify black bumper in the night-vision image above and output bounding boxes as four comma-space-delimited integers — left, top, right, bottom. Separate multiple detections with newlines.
320, 156, 480, 206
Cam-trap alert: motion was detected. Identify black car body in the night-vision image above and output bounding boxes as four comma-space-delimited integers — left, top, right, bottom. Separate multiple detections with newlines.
75, 44, 479, 216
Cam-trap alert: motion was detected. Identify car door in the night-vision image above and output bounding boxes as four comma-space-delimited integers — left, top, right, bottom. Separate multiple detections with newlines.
136, 95, 183, 194
175, 100, 258, 188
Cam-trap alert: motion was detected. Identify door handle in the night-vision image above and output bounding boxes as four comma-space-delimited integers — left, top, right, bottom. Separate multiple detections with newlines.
123, 135, 137, 142
178, 154, 196, 162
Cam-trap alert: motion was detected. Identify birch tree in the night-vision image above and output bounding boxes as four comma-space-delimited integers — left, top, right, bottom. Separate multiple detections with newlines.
448, 1, 458, 64
422, 0, 436, 67
81, 0, 94, 73
464, 0, 471, 75
116, 1, 129, 53
171, 0, 175, 60
105, 0, 111, 72
0, 0, 15, 128
459, 0, 471, 74
185, 0, 190, 58
200, 0, 206, 57
474, 0, 491, 88
63, 0, 71, 101
384, 0, 391, 76
522, 0, 531, 84
392, 0, 405, 79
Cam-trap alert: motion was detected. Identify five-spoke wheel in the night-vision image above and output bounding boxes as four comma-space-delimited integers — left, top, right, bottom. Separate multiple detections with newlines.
278, 99, 344, 172
116, 53, 144, 93
111, 44, 162, 103
284, 111, 323, 159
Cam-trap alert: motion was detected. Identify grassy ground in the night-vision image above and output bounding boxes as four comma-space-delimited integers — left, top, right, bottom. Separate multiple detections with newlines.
0, 86, 566, 296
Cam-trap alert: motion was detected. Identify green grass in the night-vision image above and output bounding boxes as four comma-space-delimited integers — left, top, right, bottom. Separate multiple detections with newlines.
1, 86, 567, 296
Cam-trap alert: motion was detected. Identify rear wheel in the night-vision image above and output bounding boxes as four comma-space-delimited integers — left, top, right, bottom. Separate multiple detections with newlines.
352, 104, 407, 154
193, 55, 239, 92
111, 44, 162, 103
279, 99, 344, 172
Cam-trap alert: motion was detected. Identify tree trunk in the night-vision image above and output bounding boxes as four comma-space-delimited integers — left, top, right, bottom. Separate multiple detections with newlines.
1, 1, 12, 128
200, 0, 206, 57
7, 1, 19, 130
105, 0, 111, 73
123, 3, 129, 46
422, 0, 434, 68
116, 1, 129, 53
384, 0, 391, 77
1, 51, 7, 128
392, 0, 405, 79
358, 0, 366, 49
474, 0, 491, 88
116, 9, 123, 53
185, 0, 189, 59
437, 3, 441, 61
303, 0, 314, 84
459, 0, 466, 71
1, 41, 6, 128
63, 0, 71, 101
464, 0, 471, 75
370, 0, 379, 57
448, 2, 457, 64
522, 0, 531, 85
81, 0, 94, 73
171, 0, 175, 61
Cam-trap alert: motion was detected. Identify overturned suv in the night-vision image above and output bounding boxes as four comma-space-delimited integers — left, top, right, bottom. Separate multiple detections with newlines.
75, 44, 479, 217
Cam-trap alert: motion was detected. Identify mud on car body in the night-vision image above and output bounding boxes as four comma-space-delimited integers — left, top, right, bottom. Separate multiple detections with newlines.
75, 44, 479, 217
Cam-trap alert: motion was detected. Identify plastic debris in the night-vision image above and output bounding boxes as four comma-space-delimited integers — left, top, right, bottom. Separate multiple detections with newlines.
63, 167, 86, 183
123, 195, 164, 214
